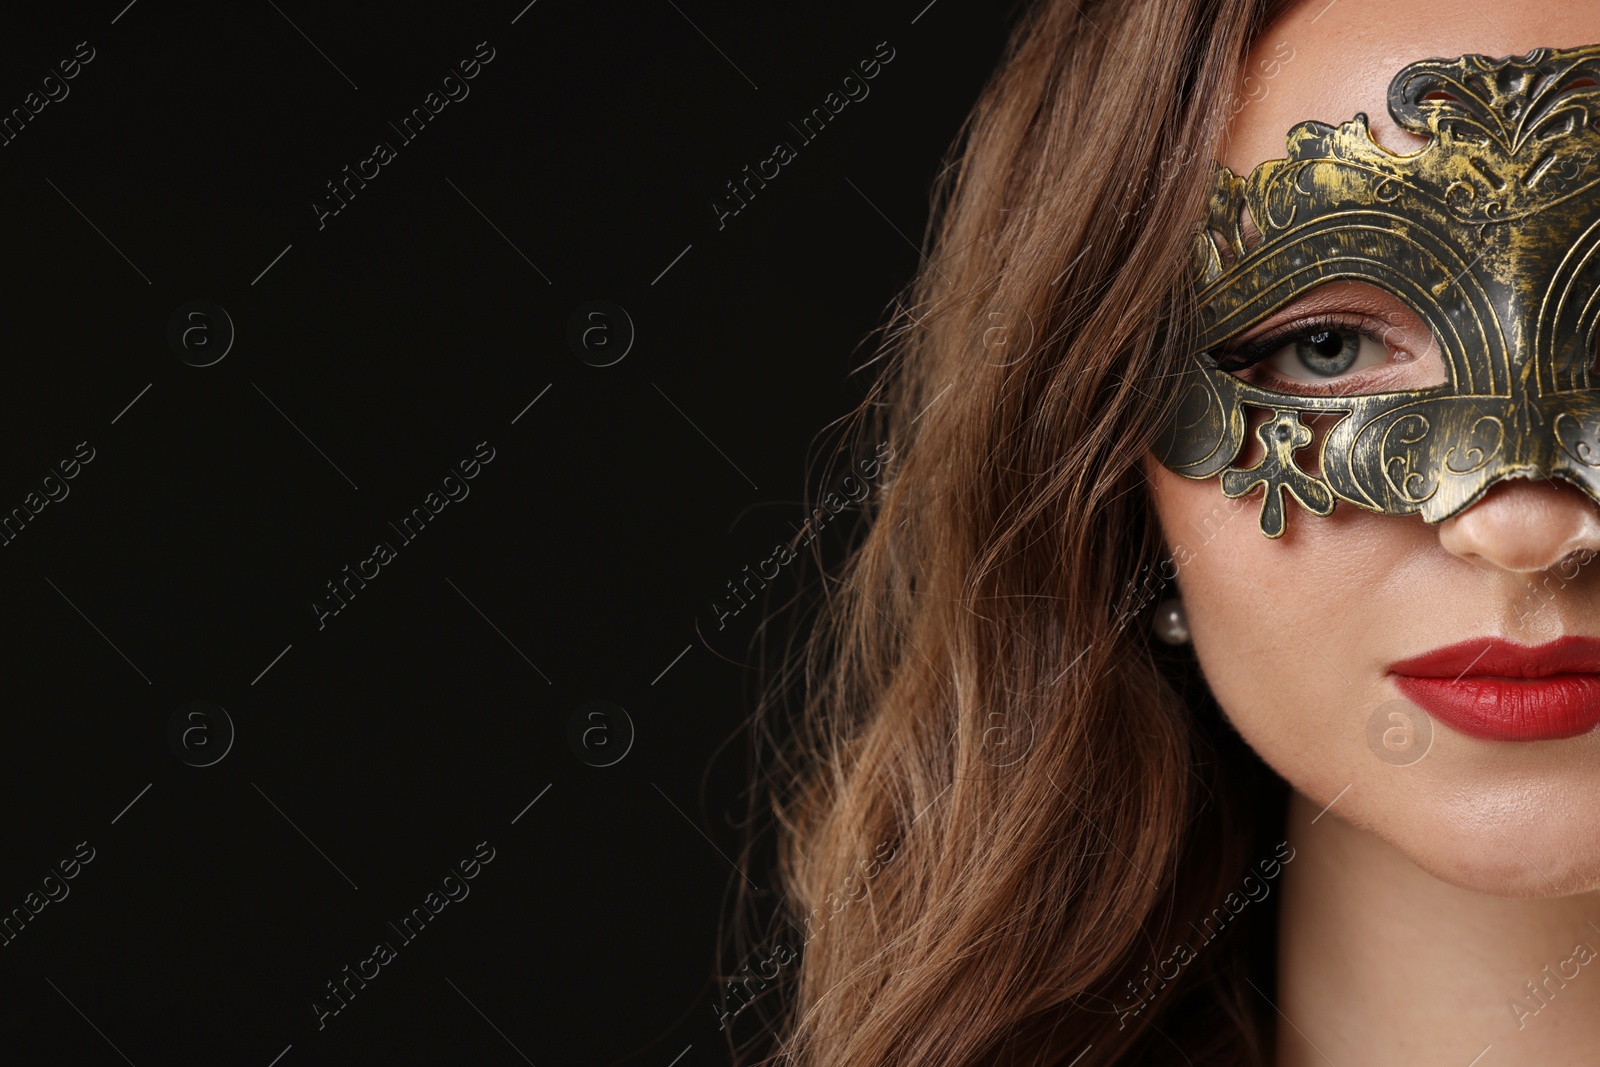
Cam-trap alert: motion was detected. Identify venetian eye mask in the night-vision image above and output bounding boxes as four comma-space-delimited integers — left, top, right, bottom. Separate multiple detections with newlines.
1154, 44, 1600, 537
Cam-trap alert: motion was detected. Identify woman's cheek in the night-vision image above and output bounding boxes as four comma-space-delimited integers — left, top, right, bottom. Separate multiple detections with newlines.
1143, 457, 1377, 785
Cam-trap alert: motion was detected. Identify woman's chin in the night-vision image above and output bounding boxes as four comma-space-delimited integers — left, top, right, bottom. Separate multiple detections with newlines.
1319, 771, 1600, 899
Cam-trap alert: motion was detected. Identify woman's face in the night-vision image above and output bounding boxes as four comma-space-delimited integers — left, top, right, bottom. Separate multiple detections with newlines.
1145, 0, 1600, 895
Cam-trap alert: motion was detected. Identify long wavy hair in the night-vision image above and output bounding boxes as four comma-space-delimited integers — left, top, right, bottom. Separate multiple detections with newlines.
723, 0, 1301, 1063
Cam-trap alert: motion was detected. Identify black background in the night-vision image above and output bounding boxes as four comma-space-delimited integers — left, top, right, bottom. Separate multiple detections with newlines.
0, 1, 1012, 1063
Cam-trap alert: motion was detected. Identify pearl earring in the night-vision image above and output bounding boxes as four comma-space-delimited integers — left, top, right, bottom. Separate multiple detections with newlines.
1153, 598, 1189, 645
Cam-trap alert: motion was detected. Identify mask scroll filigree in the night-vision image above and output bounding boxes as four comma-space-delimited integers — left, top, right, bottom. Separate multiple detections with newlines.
1157, 44, 1600, 536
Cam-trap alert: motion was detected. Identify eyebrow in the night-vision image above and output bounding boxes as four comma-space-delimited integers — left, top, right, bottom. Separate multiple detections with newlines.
1239, 206, 1262, 253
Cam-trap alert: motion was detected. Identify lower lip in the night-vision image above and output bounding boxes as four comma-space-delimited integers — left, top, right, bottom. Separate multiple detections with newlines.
1391, 674, 1600, 742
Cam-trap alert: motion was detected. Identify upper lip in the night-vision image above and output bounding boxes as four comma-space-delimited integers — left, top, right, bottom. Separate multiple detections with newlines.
1388, 636, 1600, 679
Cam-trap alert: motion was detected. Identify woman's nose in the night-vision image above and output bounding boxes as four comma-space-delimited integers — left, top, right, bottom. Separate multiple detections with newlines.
1437, 477, 1600, 573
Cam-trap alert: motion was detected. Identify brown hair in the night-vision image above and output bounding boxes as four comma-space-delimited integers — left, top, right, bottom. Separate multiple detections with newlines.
727, 0, 1300, 1064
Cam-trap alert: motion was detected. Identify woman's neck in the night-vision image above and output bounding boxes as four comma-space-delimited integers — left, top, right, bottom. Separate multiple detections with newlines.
1276, 789, 1600, 1065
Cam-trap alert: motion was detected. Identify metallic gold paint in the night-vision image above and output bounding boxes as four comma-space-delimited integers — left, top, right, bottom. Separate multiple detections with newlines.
1157, 45, 1600, 536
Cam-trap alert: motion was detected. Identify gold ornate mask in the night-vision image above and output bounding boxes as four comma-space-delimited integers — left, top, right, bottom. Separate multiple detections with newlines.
1155, 44, 1600, 537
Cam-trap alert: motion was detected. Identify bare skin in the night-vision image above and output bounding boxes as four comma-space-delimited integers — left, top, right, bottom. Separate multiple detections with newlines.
1144, 1, 1600, 1062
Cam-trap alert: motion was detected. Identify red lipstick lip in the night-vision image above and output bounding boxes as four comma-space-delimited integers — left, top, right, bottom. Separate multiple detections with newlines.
1388, 636, 1600, 742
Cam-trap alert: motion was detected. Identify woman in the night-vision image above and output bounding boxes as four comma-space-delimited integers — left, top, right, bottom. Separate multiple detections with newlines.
730, 0, 1600, 1063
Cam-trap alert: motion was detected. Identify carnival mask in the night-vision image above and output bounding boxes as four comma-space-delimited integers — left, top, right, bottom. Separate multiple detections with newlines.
1155, 44, 1600, 537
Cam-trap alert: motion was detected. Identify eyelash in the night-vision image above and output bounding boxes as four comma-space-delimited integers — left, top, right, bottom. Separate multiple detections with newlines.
1212, 313, 1388, 376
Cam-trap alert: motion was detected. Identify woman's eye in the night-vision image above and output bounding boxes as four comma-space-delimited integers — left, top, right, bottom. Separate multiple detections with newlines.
1265, 327, 1389, 380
